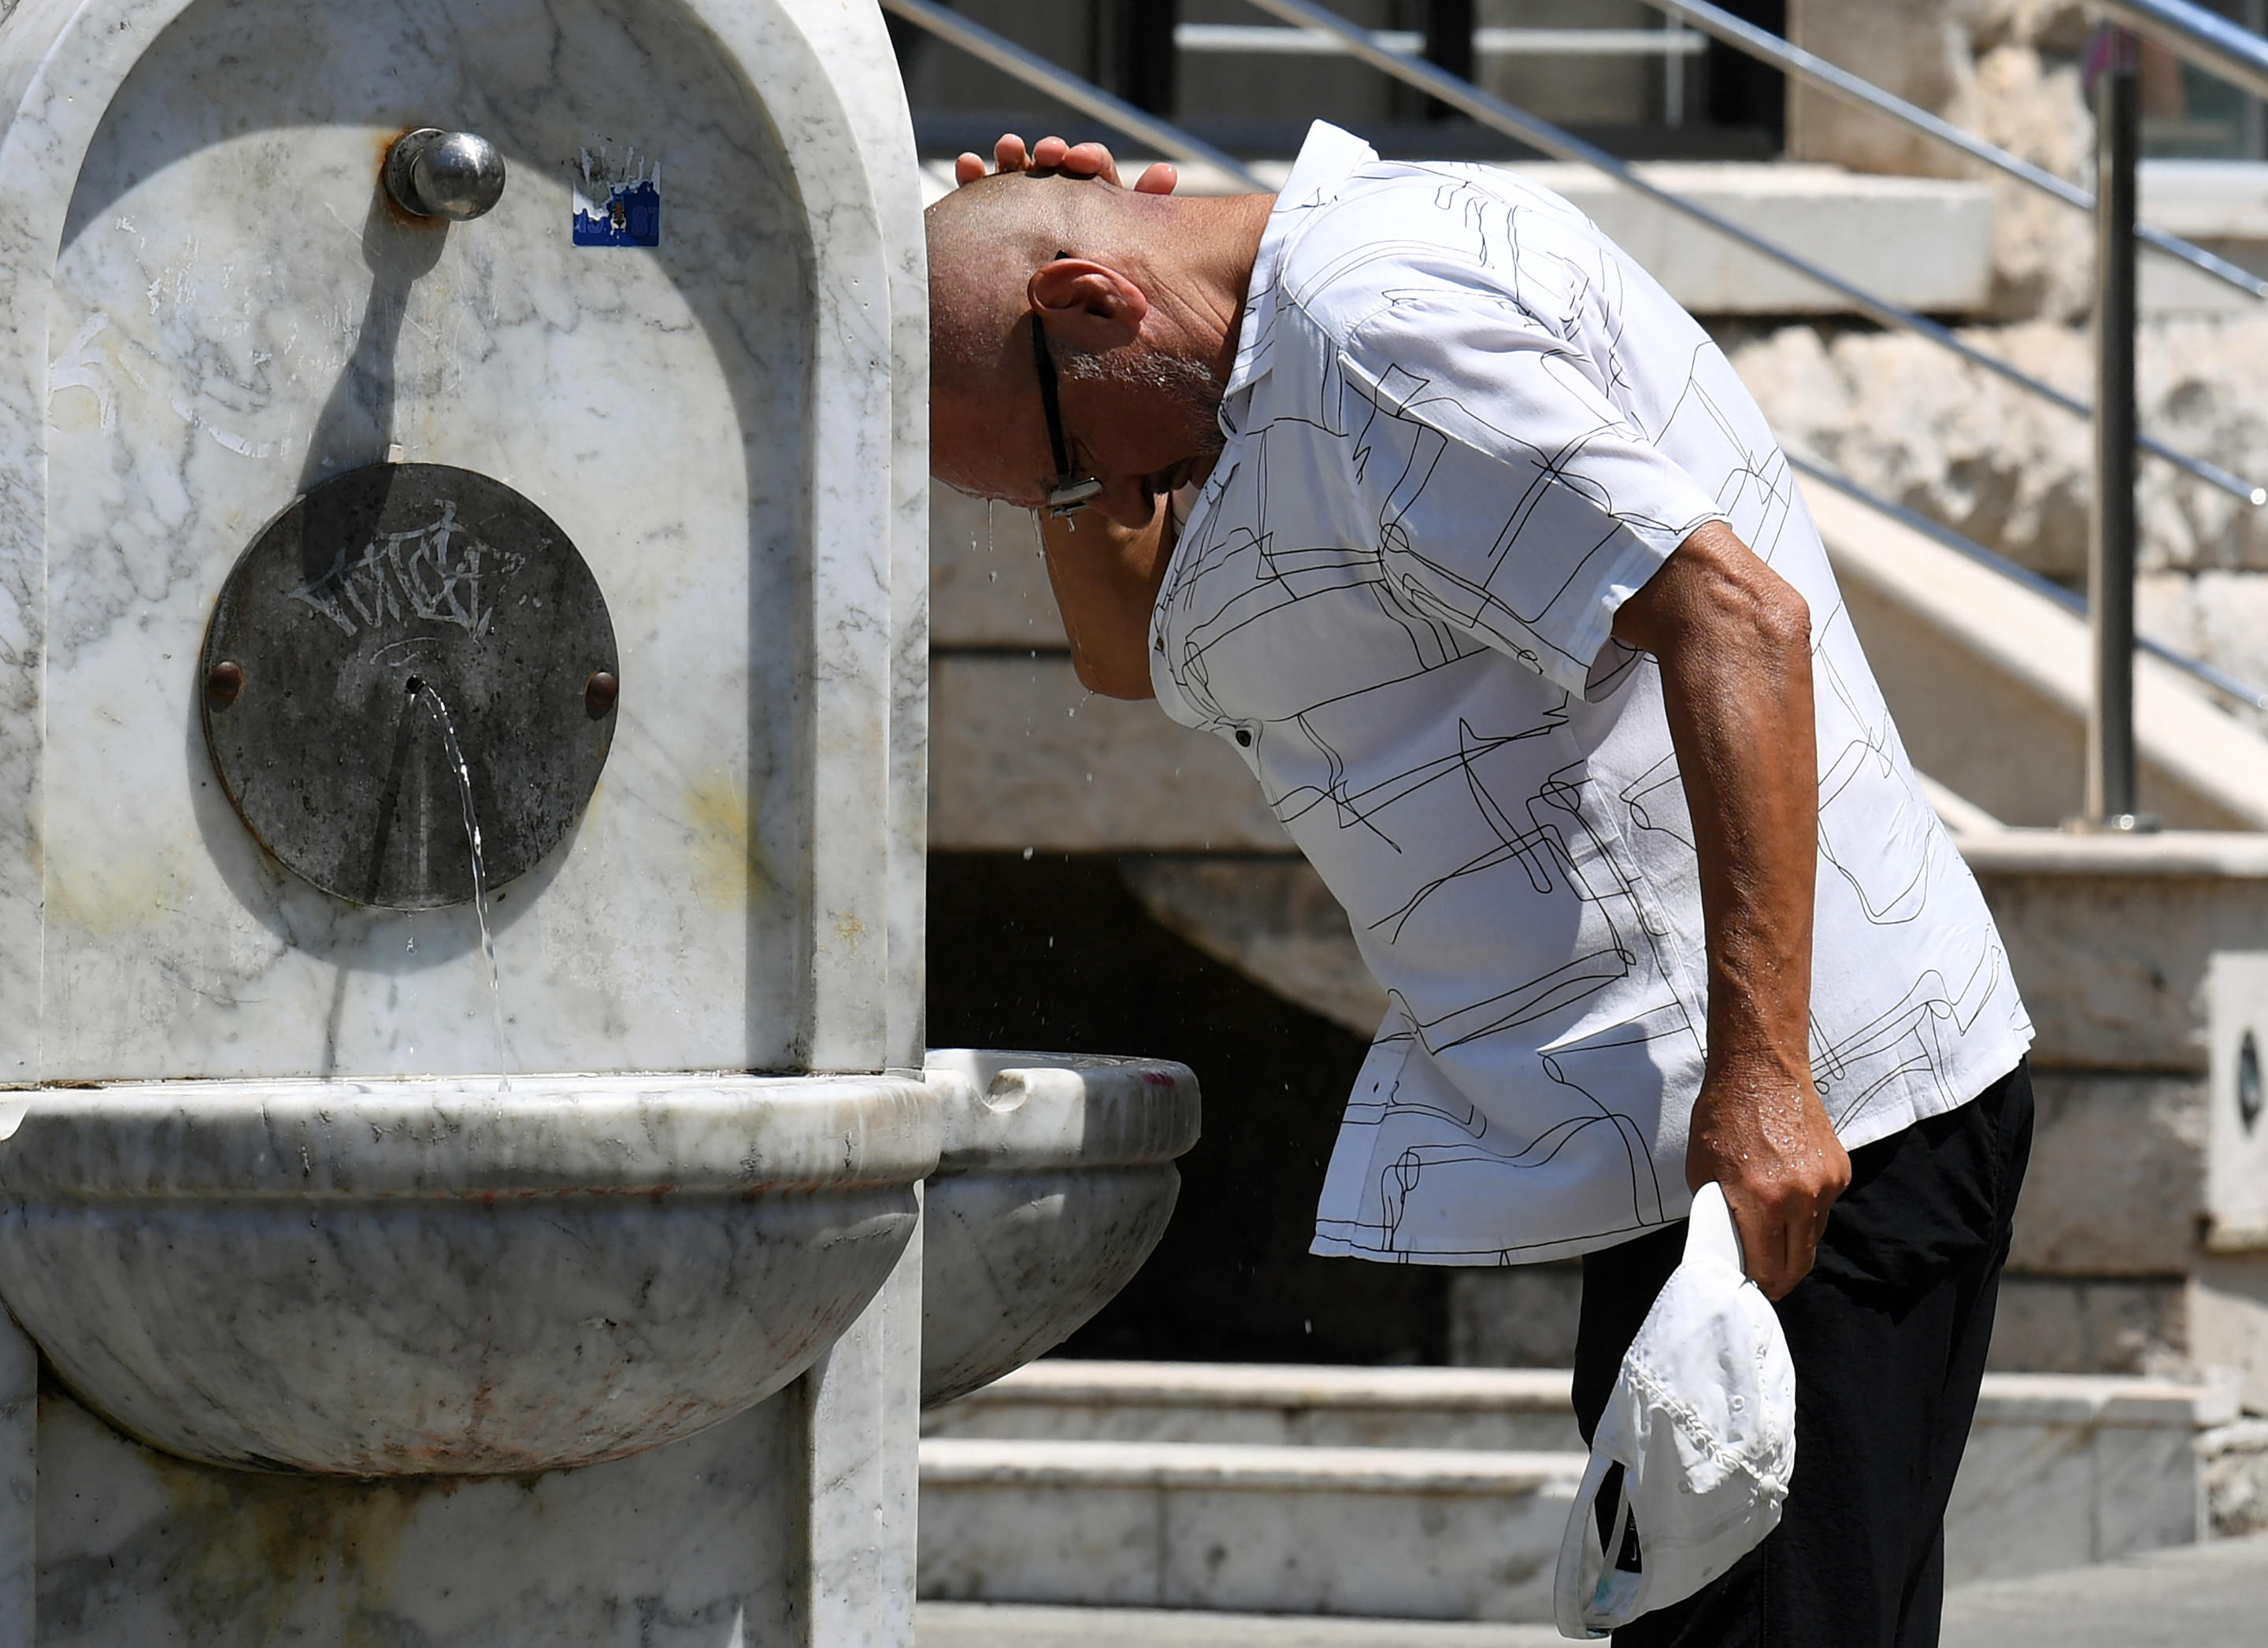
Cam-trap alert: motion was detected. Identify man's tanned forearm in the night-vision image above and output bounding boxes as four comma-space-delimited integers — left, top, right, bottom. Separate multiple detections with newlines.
1619, 521, 1816, 1095
1037, 499, 1172, 699
1611, 520, 1851, 1298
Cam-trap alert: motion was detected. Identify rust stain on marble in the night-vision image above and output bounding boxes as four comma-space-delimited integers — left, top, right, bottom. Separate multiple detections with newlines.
146, 1442, 441, 1626
684, 776, 773, 907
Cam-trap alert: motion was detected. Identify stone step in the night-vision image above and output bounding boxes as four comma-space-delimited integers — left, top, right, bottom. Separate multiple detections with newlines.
918, 1436, 1584, 1622
924, 1361, 1584, 1453
917, 1362, 2252, 1619
914, 1530, 2268, 1648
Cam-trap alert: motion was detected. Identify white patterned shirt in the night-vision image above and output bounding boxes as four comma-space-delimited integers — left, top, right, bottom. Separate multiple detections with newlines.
1148, 124, 2033, 1265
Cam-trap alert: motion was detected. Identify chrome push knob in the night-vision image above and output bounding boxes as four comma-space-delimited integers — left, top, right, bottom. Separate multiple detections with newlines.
384, 128, 507, 221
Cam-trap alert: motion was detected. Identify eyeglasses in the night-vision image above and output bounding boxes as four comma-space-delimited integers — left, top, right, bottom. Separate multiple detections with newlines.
1032, 313, 1102, 517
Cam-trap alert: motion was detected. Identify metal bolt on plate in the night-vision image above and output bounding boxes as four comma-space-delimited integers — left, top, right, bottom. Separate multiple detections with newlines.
584, 670, 618, 719
206, 659, 245, 709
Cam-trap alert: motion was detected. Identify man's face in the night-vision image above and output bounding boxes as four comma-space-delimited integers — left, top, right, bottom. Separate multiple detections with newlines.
933, 320, 1225, 531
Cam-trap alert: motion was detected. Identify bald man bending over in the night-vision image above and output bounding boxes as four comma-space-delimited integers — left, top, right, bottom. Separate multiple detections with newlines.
928, 124, 2034, 1647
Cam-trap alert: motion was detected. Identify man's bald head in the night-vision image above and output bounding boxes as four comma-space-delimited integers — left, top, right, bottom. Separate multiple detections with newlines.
927, 171, 1108, 398
925, 169, 1261, 515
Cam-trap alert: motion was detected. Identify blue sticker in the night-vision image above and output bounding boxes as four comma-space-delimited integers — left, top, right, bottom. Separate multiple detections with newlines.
573, 148, 661, 247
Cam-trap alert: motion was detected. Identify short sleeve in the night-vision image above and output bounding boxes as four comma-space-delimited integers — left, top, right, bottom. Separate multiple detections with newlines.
1334, 290, 1728, 699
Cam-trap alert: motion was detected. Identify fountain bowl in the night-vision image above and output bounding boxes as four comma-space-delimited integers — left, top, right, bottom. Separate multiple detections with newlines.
0, 1074, 937, 1476
921, 1051, 1200, 1407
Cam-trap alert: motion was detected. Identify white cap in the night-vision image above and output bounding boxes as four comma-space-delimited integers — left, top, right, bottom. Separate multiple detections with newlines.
1552, 1182, 1797, 1639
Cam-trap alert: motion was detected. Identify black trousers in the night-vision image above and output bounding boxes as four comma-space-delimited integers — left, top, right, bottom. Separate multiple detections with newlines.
1572, 1061, 2034, 1648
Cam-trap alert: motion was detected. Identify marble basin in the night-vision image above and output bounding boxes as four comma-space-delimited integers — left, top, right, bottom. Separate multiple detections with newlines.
920, 1051, 1200, 1407
0, 1074, 937, 1476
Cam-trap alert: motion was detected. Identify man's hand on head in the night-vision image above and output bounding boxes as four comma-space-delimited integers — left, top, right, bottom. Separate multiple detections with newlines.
954, 134, 1178, 196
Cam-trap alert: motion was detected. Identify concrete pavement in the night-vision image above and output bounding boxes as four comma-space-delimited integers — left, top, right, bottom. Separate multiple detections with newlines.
917, 1605, 1562, 1647
1938, 1531, 2268, 1648
915, 1531, 2268, 1646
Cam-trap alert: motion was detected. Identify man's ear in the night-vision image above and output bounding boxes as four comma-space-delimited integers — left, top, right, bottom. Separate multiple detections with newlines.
1030, 259, 1147, 353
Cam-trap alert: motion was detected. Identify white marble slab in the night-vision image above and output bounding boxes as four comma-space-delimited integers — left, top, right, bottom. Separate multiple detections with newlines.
37, 1354, 798, 1646
1945, 1374, 2234, 1586
917, 1440, 1582, 1621
804, 1190, 926, 1648
917, 1364, 2240, 1618
0, 1312, 30, 1648
923, 1168, 1181, 1409
0, 0, 936, 1642
925, 1364, 1584, 1454
14, 1163, 933, 1646
841, 0, 932, 1080
0, 1073, 937, 1475
924, 1050, 1203, 1174
917, 1053, 1201, 1408
0, 0, 913, 1081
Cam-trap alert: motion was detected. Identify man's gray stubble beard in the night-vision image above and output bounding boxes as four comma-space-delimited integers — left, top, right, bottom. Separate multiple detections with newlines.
1058, 346, 1228, 457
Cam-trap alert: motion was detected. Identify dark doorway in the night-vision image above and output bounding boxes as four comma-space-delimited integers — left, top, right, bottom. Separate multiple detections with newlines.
927, 850, 1451, 1365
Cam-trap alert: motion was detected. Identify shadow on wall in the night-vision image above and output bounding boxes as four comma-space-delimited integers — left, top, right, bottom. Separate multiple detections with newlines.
927, 851, 1448, 1365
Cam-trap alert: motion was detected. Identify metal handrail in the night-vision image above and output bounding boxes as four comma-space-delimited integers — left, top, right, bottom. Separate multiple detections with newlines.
880, 0, 1266, 191
1174, 24, 1707, 58
2099, 0, 2268, 102
1637, 0, 2268, 299
1788, 454, 2268, 714
1242, 0, 2268, 506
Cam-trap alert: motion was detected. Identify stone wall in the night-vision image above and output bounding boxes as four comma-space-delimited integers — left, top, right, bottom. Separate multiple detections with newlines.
1729, 309, 2268, 712
1725, 313, 2268, 565
1792, 0, 2096, 319
1771, 1, 2268, 705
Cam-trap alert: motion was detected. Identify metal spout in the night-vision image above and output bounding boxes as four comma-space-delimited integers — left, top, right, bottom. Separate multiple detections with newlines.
384, 128, 507, 222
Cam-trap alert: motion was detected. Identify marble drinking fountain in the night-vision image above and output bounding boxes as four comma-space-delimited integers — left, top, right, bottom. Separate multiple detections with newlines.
0, 0, 1198, 1642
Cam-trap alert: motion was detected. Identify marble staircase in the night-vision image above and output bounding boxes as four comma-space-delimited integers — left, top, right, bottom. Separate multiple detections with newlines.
916, 1361, 2253, 1624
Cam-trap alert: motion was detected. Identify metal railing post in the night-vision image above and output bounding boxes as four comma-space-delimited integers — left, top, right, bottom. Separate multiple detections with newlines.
2087, 28, 2148, 829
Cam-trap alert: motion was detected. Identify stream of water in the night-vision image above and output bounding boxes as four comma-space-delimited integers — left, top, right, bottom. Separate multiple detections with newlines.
410, 680, 512, 1092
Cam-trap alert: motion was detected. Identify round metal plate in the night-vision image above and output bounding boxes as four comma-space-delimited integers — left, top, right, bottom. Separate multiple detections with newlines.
200, 463, 617, 911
